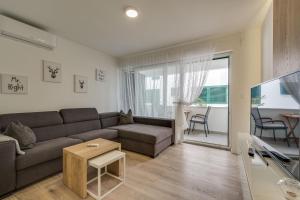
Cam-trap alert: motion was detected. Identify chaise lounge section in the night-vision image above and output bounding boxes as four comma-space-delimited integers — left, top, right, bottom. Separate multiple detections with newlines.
0, 108, 175, 197
99, 112, 175, 157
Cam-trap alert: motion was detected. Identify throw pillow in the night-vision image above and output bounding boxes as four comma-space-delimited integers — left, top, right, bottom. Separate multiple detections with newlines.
4, 121, 36, 150
119, 109, 134, 125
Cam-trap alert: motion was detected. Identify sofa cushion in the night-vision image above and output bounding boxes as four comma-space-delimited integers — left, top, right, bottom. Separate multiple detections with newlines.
32, 124, 69, 142
119, 110, 134, 125
99, 112, 120, 128
0, 111, 63, 132
109, 124, 172, 144
64, 120, 101, 136
60, 108, 99, 124
16, 137, 81, 170
133, 116, 174, 128
4, 122, 36, 150
69, 129, 118, 141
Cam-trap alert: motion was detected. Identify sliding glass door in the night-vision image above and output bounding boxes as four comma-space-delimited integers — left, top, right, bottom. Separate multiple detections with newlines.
184, 56, 230, 147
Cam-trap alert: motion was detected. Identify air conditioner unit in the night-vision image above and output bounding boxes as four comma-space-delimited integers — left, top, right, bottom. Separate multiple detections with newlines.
0, 15, 56, 49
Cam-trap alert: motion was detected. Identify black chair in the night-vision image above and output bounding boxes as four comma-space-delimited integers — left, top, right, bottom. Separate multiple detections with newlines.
251, 107, 290, 146
188, 106, 211, 137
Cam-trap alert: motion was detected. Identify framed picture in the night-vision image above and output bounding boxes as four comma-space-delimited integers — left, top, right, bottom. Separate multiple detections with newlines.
74, 75, 88, 93
96, 69, 105, 81
1, 74, 28, 94
43, 60, 62, 83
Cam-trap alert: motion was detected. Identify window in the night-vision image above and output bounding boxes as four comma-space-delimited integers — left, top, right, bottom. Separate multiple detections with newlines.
198, 85, 228, 104
145, 89, 160, 104
136, 56, 229, 116
143, 69, 164, 106
196, 58, 229, 105
251, 86, 261, 105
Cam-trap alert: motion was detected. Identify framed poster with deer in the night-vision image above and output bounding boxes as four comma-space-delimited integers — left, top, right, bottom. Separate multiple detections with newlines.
74, 75, 88, 93
1, 74, 28, 94
43, 60, 62, 83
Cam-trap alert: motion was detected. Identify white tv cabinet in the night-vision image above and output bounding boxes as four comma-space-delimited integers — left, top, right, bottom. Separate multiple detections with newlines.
239, 134, 289, 200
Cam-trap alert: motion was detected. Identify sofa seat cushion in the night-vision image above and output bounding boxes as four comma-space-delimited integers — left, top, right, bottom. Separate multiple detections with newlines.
109, 124, 172, 144
16, 137, 81, 170
68, 129, 118, 141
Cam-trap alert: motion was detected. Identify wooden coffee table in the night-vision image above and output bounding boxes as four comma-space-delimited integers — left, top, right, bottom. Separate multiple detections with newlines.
63, 138, 121, 198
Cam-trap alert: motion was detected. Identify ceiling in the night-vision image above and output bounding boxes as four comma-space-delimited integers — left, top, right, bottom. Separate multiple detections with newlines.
0, 0, 266, 57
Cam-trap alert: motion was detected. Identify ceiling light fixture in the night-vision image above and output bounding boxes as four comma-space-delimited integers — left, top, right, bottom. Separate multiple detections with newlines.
125, 7, 139, 18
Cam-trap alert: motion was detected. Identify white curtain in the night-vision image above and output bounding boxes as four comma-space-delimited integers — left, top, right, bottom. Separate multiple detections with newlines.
118, 69, 136, 113
118, 44, 215, 144
173, 56, 212, 144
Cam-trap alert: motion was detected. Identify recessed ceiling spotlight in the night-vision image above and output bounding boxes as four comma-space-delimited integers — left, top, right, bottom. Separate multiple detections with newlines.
125, 7, 139, 18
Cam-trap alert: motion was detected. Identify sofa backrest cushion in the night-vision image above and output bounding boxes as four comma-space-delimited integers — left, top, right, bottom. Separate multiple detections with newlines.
99, 112, 120, 128
0, 111, 65, 142
0, 111, 63, 132
60, 108, 99, 124
32, 125, 68, 142
133, 116, 173, 128
64, 120, 101, 136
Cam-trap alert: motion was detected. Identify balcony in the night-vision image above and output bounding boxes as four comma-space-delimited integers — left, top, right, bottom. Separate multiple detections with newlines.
184, 105, 229, 146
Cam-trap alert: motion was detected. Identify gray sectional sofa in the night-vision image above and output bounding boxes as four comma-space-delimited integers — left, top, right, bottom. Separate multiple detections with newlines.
0, 108, 175, 197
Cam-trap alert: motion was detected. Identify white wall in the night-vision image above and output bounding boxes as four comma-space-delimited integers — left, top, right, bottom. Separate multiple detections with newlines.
232, 27, 262, 153
231, 0, 273, 154
0, 35, 118, 114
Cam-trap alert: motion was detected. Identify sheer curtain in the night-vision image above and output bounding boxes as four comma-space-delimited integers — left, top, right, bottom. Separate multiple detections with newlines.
173, 56, 212, 144
118, 68, 136, 113
118, 44, 215, 144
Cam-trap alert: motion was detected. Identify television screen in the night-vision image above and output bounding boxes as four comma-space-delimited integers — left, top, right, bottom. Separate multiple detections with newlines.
250, 71, 300, 179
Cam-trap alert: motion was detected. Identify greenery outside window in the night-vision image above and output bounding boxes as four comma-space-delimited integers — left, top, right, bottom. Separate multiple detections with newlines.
197, 85, 228, 104
251, 86, 261, 105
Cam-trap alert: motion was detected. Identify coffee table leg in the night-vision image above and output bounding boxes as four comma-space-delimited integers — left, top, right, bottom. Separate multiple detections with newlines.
123, 156, 126, 183
63, 151, 87, 198
98, 168, 101, 197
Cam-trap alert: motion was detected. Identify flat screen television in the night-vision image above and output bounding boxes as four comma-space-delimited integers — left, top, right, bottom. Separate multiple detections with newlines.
250, 71, 300, 180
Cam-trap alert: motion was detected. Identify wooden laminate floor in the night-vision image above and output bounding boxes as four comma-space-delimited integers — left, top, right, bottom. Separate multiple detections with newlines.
4, 143, 249, 200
